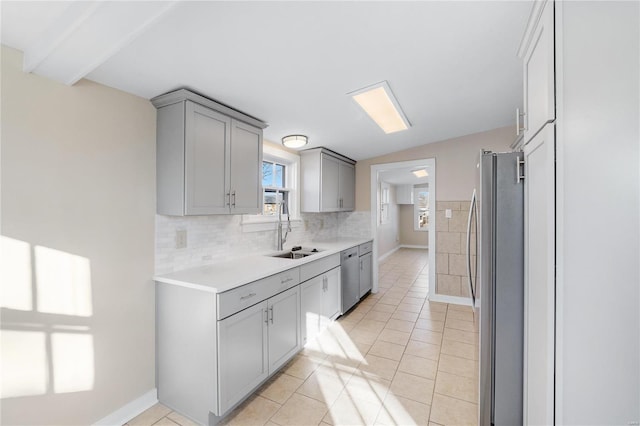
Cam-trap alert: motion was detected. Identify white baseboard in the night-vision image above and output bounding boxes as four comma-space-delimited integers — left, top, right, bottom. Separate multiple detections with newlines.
429, 293, 473, 306
94, 388, 158, 426
399, 244, 428, 250
378, 245, 400, 262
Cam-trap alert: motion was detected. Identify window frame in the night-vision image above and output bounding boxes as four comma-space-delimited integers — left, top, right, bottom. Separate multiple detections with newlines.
380, 182, 390, 225
262, 160, 290, 217
242, 144, 301, 230
413, 187, 429, 232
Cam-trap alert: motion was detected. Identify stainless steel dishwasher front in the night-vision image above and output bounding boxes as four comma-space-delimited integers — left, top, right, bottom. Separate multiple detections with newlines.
340, 247, 360, 313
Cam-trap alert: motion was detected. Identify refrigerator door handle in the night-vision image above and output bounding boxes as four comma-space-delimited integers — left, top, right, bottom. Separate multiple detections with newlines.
466, 190, 478, 308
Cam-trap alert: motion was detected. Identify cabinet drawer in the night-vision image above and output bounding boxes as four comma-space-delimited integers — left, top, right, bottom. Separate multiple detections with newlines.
217, 268, 300, 320
359, 241, 373, 256
300, 253, 340, 282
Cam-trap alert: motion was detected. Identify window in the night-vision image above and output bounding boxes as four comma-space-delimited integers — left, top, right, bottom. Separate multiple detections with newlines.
380, 183, 390, 224
414, 188, 429, 231
262, 161, 288, 216
242, 143, 300, 230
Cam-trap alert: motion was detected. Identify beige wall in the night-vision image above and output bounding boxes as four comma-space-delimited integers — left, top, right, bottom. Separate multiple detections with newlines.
355, 126, 515, 210
1, 46, 156, 425
398, 204, 428, 246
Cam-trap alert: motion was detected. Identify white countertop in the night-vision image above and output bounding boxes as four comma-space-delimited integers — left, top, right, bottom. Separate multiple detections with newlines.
153, 238, 372, 293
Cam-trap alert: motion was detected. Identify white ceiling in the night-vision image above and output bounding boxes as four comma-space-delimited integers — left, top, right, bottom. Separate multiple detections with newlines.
379, 167, 430, 186
1, 1, 532, 160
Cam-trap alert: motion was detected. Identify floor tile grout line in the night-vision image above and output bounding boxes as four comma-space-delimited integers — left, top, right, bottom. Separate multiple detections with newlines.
427, 303, 448, 423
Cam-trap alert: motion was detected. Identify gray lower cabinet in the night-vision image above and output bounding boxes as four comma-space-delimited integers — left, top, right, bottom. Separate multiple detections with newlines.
217, 301, 269, 414
267, 286, 301, 374
217, 285, 301, 414
359, 252, 372, 297
152, 89, 266, 216
300, 266, 341, 345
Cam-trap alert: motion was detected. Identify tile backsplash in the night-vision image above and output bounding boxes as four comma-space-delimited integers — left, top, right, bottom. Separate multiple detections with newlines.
155, 211, 371, 274
435, 201, 475, 298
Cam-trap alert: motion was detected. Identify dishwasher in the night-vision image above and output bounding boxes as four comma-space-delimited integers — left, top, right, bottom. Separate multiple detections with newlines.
341, 247, 360, 313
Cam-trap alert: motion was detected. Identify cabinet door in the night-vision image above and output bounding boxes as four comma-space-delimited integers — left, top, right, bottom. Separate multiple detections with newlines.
217, 301, 268, 414
359, 253, 372, 298
322, 266, 342, 324
230, 120, 262, 214
300, 276, 323, 345
184, 101, 231, 215
339, 161, 356, 211
267, 286, 301, 374
320, 154, 340, 212
523, 0, 555, 142
523, 124, 555, 425
396, 185, 413, 205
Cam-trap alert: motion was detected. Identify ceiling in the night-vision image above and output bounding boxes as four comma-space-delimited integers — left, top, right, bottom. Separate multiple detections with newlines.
379, 167, 430, 186
1, 1, 531, 160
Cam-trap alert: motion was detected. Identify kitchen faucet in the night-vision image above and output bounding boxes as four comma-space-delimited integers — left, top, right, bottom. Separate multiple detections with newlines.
277, 201, 291, 251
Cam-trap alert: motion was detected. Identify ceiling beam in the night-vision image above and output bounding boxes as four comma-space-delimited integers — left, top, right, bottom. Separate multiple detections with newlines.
22, 1, 178, 86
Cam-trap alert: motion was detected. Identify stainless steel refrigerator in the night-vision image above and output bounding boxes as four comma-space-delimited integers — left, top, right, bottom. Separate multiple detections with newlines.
466, 151, 524, 425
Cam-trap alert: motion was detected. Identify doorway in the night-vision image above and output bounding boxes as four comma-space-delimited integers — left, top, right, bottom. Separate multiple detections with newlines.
370, 158, 436, 298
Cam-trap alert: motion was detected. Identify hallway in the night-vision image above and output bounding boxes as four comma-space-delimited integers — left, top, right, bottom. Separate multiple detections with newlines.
128, 248, 479, 426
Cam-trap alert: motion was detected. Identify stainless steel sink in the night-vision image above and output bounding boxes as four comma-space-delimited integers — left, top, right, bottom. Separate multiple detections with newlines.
267, 248, 323, 260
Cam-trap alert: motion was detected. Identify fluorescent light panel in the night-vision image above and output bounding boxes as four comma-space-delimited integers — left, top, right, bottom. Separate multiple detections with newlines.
412, 169, 428, 178
349, 81, 410, 134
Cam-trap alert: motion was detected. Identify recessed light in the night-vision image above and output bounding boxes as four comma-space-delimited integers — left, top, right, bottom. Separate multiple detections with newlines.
348, 81, 411, 134
412, 169, 428, 178
282, 135, 308, 149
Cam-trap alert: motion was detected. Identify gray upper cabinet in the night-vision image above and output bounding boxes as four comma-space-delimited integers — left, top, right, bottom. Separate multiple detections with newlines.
152, 89, 267, 216
301, 148, 357, 213
229, 120, 263, 214
185, 102, 231, 215
320, 154, 340, 211
339, 161, 355, 211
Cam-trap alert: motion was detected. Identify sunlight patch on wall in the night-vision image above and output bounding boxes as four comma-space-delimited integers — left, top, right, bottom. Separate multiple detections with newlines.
51, 333, 94, 394
0, 330, 47, 398
0, 236, 33, 311
35, 246, 92, 317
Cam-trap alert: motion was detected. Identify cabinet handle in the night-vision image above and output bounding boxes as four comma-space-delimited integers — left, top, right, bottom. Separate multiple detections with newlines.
360, 260, 363, 271
240, 292, 256, 300
231, 190, 236, 207
281, 277, 293, 284
264, 308, 269, 324
226, 192, 231, 206
269, 306, 274, 324
517, 157, 525, 183
516, 108, 526, 136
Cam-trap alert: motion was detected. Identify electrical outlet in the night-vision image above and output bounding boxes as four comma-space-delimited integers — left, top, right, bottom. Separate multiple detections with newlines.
445, 209, 452, 219
175, 229, 187, 249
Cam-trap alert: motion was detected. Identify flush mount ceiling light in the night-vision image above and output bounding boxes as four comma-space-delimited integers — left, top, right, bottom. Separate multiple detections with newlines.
412, 168, 428, 178
281, 134, 308, 149
348, 80, 411, 134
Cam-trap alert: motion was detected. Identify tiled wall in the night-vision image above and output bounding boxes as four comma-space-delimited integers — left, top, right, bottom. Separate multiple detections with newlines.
435, 201, 476, 298
338, 211, 372, 239
155, 211, 371, 274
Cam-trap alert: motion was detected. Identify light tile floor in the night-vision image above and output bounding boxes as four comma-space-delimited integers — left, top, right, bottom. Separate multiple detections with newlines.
128, 248, 479, 426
